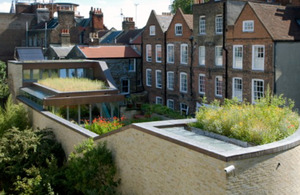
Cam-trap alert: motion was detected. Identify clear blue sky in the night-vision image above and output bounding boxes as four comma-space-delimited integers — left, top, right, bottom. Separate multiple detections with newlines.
0, 0, 172, 29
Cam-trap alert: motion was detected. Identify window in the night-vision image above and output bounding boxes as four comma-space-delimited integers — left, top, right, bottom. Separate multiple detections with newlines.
215, 76, 223, 97
232, 77, 242, 101
180, 44, 188, 64
150, 25, 155, 36
156, 44, 162, 63
180, 72, 188, 93
167, 44, 174, 63
167, 99, 174, 110
243, 20, 254, 32
146, 69, 152, 86
215, 46, 223, 66
199, 46, 205, 65
233, 45, 243, 69
146, 44, 152, 62
215, 15, 223, 34
175, 23, 183, 36
199, 74, 205, 94
167, 71, 174, 90
180, 103, 189, 115
23, 69, 31, 80
129, 59, 136, 72
121, 78, 130, 94
252, 79, 264, 103
156, 70, 162, 88
156, 96, 163, 105
252, 45, 265, 70
199, 16, 206, 35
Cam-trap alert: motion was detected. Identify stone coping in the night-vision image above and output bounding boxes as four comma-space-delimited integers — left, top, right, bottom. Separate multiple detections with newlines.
133, 119, 300, 162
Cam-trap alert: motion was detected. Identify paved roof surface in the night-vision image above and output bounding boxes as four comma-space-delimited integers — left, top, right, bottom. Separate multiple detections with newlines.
78, 45, 141, 58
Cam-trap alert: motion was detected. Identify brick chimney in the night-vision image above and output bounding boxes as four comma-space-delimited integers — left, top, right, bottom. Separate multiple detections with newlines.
122, 17, 135, 31
58, 5, 75, 29
90, 7, 104, 31
61, 29, 71, 46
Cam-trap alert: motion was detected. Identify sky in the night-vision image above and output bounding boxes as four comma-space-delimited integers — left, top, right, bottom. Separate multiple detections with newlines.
0, 0, 172, 30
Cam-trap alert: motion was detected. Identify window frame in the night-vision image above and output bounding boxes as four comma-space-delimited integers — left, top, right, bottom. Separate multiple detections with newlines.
167, 44, 174, 64
129, 59, 136, 72
199, 74, 205, 95
180, 72, 188, 93
215, 46, 223, 66
233, 45, 243, 69
215, 76, 223, 97
199, 46, 205, 66
155, 44, 162, 63
146, 44, 152, 62
252, 79, 264, 104
215, 15, 223, 35
121, 78, 130, 94
252, 45, 265, 71
167, 71, 174, 90
180, 44, 188, 65
155, 69, 162, 89
199, 16, 206, 35
156, 96, 163, 105
175, 23, 183, 36
243, 20, 254, 32
180, 103, 189, 115
167, 99, 174, 110
149, 25, 155, 36
232, 77, 243, 101
146, 69, 152, 87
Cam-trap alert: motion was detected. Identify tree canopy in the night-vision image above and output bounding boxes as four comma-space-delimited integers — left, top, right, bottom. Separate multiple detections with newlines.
171, 0, 194, 14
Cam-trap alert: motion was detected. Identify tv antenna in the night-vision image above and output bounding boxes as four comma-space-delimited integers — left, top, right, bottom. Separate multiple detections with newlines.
134, 3, 139, 28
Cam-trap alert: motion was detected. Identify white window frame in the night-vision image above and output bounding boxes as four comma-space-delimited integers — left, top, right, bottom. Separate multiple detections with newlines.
129, 59, 136, 72
167, 44, 174, 64
156, 44, 162, 63
243, 20, 254, 32
150, 25, 155, 36
215, 15, 223, 35
199, 16, 206, 35
252, 45, 265, 71
199, 46, 205, 66
180, 72, 188, 93
175, 23, 183, 36
180, 44, 188, 64
146, 44, 152, 62
121, 78, 130, 94
156, 96, 163, 105
155, 70, 162, 89
167, 71, 174, 90
215, 76, 223, 97
199, 74, 205, 95
252, 79, 264, 103
146, 69, 152, 87
232, 77, 243, 101
167, 99, 174, 110
215, 46, 223, 66
180, 103, 189, 115
233, 45, 243, 69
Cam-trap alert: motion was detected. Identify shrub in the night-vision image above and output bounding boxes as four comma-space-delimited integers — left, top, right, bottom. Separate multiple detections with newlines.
191, 94, 299, 145
84, 116, 125, 135
141, 104, 185, 119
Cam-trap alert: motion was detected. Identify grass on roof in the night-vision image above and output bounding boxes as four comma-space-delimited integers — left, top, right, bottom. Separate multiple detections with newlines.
38, 78, 107, 92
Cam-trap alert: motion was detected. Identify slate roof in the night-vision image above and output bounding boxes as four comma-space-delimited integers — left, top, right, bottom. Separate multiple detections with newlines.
156, 14, 173, 32
31, 18, 58, 30
49, 45, 74, 58
15, 47, 44, 61
117, 29, 144, 44
249, 2, 300, 41
100, 31, 123, 43
77, 45, 141, 58
76, 18, 91, 28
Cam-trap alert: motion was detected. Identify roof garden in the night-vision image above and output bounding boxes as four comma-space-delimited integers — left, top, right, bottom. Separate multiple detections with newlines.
37, 78, 107, 92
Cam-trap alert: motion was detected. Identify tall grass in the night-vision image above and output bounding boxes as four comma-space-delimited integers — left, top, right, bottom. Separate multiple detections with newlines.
191, 93, 299, 145
38, 78, 107, 92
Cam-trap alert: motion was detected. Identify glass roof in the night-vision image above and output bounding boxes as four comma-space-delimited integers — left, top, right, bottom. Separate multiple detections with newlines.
21, 87, 55, 100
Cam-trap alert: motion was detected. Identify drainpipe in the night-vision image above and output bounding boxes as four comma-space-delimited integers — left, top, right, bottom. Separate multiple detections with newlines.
189, 35, 194, 101
223, 2, 229, 99
164, 32, 167, 105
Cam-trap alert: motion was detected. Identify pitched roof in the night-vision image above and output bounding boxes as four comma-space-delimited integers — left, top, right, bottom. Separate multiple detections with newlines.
78, 45, 141, 59
249, 2, 300, 41
183, 14, 193, 30
100, 31, 123, 44
156, 14, 173, 32
227, 1, 246, 26
117, 29, 144, 44
31, 18, 58, 30
15, 47, 44, 61
49, 45, 74, 58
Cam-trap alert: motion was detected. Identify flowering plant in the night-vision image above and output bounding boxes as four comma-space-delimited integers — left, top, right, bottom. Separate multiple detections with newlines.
84, 116, 125, 135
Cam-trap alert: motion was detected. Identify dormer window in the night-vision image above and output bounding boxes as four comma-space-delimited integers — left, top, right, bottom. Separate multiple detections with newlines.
243, 20, 254, 32
175, 23, 183, 36
150, 25, 155, 36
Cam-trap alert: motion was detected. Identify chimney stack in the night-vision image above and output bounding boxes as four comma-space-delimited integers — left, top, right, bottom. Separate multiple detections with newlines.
122, 17, 135, 31
90, 7, 104, 31
61, 29, 71, 46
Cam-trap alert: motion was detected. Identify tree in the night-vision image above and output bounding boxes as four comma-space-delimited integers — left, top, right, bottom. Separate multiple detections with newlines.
0, 61, 9, 102
171, 0, 194, 14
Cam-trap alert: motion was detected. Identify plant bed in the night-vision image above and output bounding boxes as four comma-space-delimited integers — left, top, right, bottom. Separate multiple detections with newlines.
190, 93, 299, 145
84, 116, 125, 135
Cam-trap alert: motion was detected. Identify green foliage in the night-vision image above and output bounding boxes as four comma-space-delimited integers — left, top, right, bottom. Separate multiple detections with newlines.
0, 128, 65, 194
84, 116, 125, 135
0, 61, 9, 100
192, 93, 299, 145
0, 95, 30, 136
171, 0, 193, 14
141, 104, 186, 119
64, 139, 120, 195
